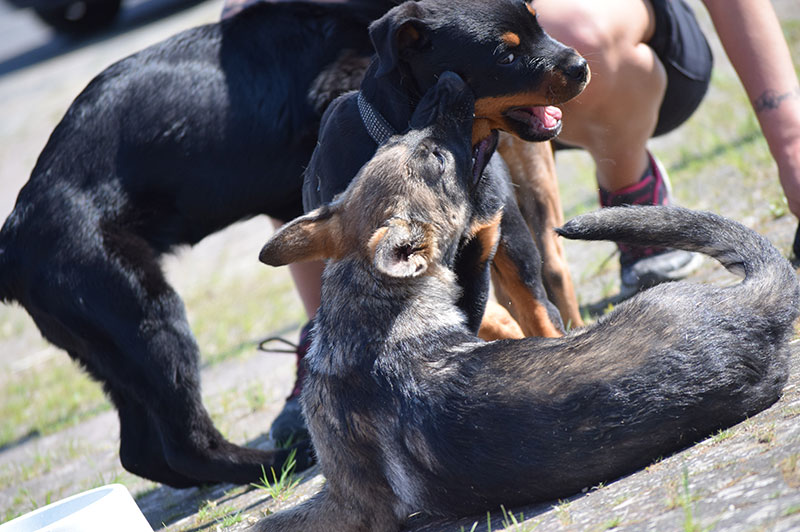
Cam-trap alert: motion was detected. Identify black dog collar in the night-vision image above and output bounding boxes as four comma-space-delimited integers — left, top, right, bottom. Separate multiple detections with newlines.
357, 91, 396, 146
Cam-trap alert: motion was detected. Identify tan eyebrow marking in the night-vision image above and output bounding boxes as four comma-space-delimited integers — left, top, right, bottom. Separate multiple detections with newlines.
526, 3, 537, 17
501, 32, 521, 47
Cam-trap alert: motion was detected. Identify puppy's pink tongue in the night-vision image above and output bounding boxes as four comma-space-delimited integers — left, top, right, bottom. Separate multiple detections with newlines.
532, 106, 562, 129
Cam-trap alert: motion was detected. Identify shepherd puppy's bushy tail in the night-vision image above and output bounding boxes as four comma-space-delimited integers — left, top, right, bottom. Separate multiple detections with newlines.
557, 205, 800, 333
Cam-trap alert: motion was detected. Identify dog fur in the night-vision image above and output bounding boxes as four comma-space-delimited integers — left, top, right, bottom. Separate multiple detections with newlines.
256, 72, 798, 532
303, 0, 589, 339
0, 0, 400, 487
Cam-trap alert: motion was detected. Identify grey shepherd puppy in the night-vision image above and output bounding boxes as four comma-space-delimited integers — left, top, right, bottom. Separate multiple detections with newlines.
256, 72, 799, 531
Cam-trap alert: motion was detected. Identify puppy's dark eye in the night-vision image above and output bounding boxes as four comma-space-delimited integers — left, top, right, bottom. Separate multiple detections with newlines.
498, 52, 516, 65
433, 150, 446, 172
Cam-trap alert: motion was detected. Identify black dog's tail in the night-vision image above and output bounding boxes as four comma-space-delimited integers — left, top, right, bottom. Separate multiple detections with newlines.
556, 205, 800, 322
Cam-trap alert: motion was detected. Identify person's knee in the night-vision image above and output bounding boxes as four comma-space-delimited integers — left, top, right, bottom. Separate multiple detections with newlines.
540, 4, 616, 61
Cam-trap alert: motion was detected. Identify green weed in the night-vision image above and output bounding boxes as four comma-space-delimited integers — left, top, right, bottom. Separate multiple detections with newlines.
250, 448, 301, 501
600, 515, 623, 530
459, 522, 479, 532
499, 504, 540, 531
217, 511, 244, 528
710, 428, 735, 444
670, 466, 713, 532
755, 423, 776, 445
780, 454, 800, 488
554, 499, 572, 526
196, 499, 241, 528
612, 494, 632, 507
783, 503, 800, 517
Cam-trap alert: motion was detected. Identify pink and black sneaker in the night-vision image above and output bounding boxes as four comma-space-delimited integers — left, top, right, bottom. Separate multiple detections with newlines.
599, 153, 702, 299
261, 321, 313, 446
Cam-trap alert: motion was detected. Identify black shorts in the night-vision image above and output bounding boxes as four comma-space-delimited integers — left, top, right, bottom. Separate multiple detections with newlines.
648, 0, 713, 136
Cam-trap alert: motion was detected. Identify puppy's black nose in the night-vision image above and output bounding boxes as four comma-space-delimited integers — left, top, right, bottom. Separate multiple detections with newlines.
563, 56, 589, 83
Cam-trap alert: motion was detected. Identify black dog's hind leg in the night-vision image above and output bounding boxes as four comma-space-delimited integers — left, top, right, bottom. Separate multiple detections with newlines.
23, 227, 304, 487
111, 391, 200, 488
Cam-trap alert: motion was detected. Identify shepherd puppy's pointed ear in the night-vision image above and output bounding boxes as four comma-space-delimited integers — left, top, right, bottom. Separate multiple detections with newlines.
260, 205, 344, 266
369, 1, 430, 78
369, 218, 433, 278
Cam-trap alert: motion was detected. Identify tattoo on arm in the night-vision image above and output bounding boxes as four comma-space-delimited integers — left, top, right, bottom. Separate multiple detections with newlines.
754, 87, 800, 113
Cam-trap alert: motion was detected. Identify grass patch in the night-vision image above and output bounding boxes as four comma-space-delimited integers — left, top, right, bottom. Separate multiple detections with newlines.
185, 269, 305, 368
556, 149, 597, 222
710, 428, 736, 444
666, 466, 714, 532
3, 488, 53, 522
781, 405, 800, 419
756, 423, 776, 445
780, 454, 800, 488
783, 503, 800, 517
599, 515, 623, 530
664, 79, 774, 211
460, 507, 542, 532
0, 450, 54, 487
0, 358, 110, 450
553, 499, 572, 527
195, 499, 243, 529
250, 448, 301, 502
499, 505, 540, 531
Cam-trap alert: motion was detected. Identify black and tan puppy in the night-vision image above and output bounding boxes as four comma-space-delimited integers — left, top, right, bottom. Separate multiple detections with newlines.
257, 72, 798, 531
303, 0, 589, 338
0, 0, 398, 488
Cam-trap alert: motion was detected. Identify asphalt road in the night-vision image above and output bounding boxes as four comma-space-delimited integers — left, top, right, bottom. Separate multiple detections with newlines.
0, 0, 208, 76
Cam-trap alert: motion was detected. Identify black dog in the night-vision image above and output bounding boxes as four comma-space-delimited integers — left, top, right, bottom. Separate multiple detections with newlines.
0, 0, 397, 488
257, 72, 798, 531
304, 0, 589, 338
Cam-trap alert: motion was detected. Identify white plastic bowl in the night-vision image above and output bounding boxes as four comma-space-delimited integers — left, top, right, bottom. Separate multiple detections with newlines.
0, 484, 153, 532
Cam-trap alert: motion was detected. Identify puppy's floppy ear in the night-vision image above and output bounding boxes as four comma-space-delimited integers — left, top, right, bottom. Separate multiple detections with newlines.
369, 2, 430, 78
369, 218, 433, 278
260, 205, 344, 266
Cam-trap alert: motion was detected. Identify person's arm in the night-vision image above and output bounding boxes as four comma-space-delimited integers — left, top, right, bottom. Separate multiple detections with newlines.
703, 0, 800, 220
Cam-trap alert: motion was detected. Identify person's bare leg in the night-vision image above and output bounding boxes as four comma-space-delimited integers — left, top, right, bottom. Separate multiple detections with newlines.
287, 261, 324, 319
536, 0, 665, 192
268, 218, 322, 444
536, 0, 702, 298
